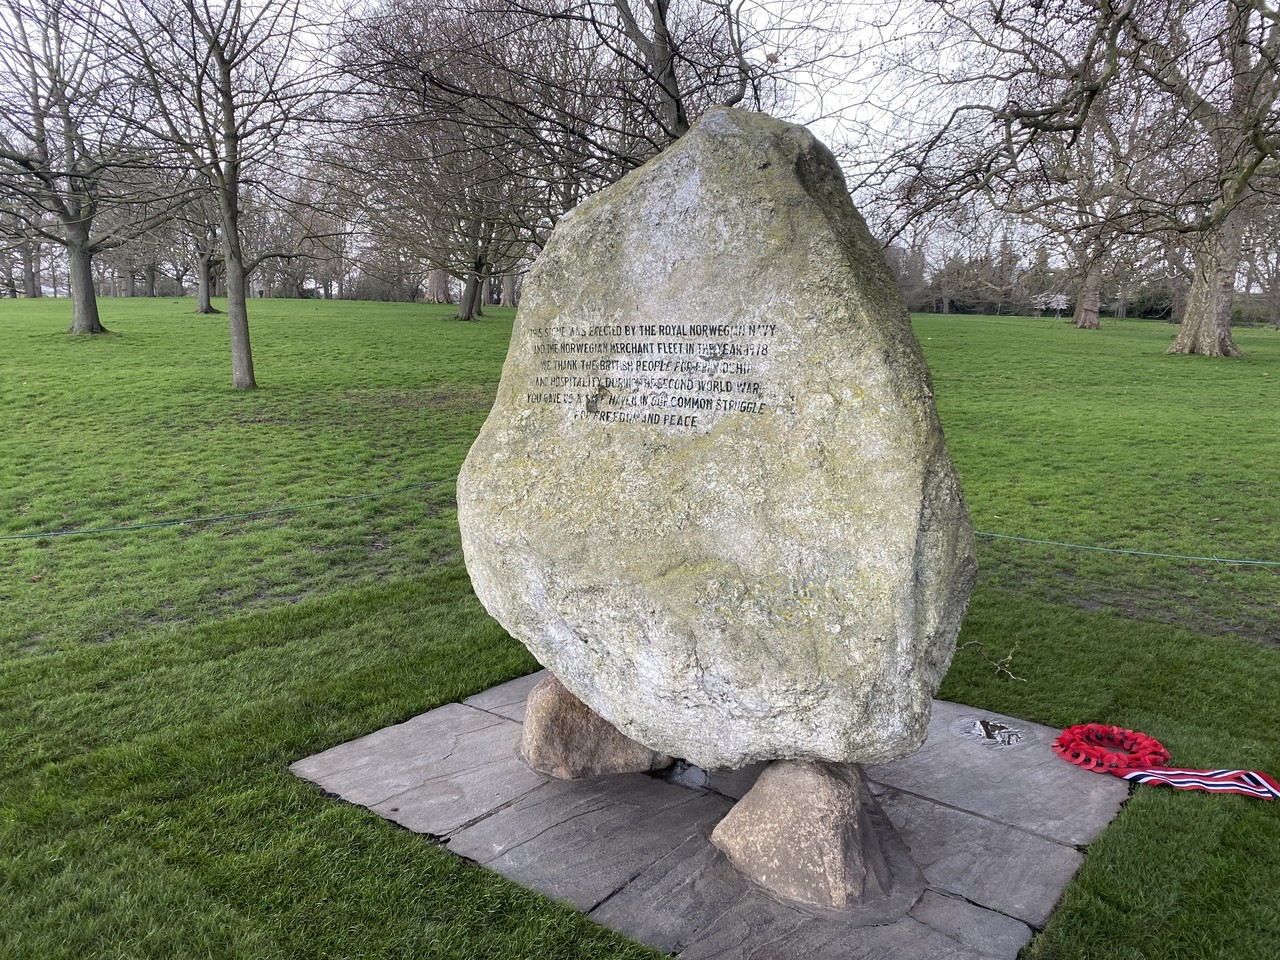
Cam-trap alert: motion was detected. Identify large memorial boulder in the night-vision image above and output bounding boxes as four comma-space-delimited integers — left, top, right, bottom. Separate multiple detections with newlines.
457, 106, 976, 770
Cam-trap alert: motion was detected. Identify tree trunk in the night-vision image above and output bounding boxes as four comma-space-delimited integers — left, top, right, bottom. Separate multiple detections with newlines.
502, 272, 517, 308
1073, 263, 1103, 329
1269, 283, 1280, 329
144, 263, 157, 297
22, 242, 40, 298
1167, 217, 1244, 357
196, 256, 216, 313
1167, 281, 1186, 324
427, 268, 451, 303
125, 271, 137, 297
214, 169, 256, 386
223, 251, 256, 388
458, 273, 480, 321
67, 241, 108, 334
613, 0, 688, 138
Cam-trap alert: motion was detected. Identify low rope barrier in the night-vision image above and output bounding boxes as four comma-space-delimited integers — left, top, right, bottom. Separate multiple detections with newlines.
0, 480, 454, 542
2, 489, 1277, 568
974, 531, 1280, 567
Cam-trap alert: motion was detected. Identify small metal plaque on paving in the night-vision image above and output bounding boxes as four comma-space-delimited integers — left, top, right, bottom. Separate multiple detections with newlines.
951, 716, 1029, 747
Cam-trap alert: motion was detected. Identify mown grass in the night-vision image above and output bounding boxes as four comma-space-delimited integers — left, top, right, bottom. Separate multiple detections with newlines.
2, 298, 499, 654
2, 298, 1279, 959
915, 313, 1280, 644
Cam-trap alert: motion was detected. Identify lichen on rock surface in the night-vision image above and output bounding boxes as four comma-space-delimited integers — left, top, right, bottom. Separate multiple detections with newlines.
457, 106, 976, 770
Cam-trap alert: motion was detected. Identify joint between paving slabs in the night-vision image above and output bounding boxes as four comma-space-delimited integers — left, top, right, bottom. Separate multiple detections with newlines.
481, 790, 630, 859
672, 777, 751, 805
865, 776, 1105, 850
364, 751, 528, 811
583, 853, 695, 918
576, 792, 725, 916
447, 780, 555, 835
1060, 782, 1139, 858
919, 886, 1039, 935
289, 708, 511, 781
509, 787, 710, 863
465, 702, 525, 722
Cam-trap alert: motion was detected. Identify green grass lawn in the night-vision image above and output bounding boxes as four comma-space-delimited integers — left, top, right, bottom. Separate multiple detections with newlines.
2, 298, 1278, 959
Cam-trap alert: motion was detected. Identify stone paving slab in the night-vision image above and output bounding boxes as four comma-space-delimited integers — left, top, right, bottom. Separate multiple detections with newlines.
293, 701, 546, 835
872, 787, 1082, 928
864, 700, 1125, 846
463, 670, 546, 723
679, 895, 985, 960
451, 777, 732, 913
292, 672, 1130, 959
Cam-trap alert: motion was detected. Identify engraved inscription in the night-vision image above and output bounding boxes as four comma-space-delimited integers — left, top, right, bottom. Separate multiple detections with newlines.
524, 322, 781, 428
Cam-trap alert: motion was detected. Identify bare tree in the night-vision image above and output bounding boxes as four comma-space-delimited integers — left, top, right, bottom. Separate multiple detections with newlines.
349, 112, 536, 319
1242, 198, 1280, 328
342, 0, 805, 178
0, 0, 184, 332
869, 0, 1280, 356
173, 190, 225, 314
1000, 84, 1169, 330
0, 208, 45, 296
338, 1, 585, 317
0, 227, 17, 296
106, 0, 324, 387
336, 0, 851, 317
1144, 2, 1280, 356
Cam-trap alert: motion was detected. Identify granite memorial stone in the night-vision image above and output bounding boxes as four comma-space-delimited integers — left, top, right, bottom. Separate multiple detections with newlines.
457, 106, 976, 771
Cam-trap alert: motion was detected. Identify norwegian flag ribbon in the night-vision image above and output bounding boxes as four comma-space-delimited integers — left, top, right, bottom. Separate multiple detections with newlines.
1052, 724, 1280, 801
1117, 767, 1280, 801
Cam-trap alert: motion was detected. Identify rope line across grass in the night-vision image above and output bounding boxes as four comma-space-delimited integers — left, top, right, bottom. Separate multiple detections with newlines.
0, 480, 455, 542
974, 531, 1280, 567
2, 486, 1278, 567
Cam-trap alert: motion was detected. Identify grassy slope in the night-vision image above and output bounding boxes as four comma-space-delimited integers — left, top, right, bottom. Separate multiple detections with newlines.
2, 299, 1278, 959
917, 313, 1280, 644
915, 314, 1280, 960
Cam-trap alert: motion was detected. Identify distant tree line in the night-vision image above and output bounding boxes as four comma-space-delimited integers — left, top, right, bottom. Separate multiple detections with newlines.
881, 212, 1280, 327
2, 0, 848, 385
3, 0, 1278, 389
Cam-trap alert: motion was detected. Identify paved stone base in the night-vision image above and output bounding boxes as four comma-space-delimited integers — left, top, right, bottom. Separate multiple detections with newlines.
291, 672, 1129, 959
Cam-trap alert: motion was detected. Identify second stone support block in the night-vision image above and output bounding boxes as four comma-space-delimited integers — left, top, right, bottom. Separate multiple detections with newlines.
521, 674, 673, 780
710, 760, 925, 922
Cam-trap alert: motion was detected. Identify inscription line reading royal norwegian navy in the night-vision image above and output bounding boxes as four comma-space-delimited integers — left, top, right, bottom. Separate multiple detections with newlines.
525, 322, 780, 428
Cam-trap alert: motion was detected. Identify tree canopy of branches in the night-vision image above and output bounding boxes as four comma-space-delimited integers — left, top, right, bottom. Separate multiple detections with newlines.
336, 0, 850, 317
0, 0, 186, 333
342, 0, 797, 177
105, 0, 324, 388
870, 0, 1280, 356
